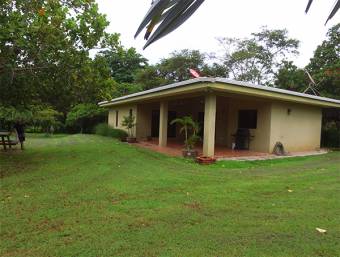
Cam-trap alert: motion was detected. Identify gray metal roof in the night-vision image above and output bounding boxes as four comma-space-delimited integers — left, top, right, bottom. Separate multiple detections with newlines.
98, 77, 340, 106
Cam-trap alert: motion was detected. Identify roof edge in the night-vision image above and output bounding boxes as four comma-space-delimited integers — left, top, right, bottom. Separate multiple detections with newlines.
98, 77, 215, 106
215, 78, 340, 105
98, 77, 340, 107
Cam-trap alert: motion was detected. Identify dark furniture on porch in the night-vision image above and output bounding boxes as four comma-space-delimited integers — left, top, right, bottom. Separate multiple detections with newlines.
232, 128, 254, 150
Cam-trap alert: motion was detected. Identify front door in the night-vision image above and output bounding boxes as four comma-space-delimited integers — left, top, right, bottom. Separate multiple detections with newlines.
168, 111, 177, 138
151, 110, 160, 137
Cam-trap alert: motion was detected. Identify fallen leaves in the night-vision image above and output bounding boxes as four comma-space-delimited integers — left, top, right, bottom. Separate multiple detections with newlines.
38, 8, 45, 16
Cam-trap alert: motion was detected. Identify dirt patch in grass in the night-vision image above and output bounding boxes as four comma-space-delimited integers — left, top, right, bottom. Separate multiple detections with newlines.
184, 201, 202, 210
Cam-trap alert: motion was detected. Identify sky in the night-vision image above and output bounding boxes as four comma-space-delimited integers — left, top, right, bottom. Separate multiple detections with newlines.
96, 0, 339, 67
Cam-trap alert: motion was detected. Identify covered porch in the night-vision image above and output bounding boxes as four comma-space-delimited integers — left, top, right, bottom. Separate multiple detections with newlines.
135, 91, 272, 157
103, 78, 337, 156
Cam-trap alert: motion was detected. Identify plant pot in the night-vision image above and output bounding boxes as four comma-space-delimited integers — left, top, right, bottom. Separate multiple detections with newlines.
182, 149, 198, 158
196, 156, 216, 165
126, 137, 137, 143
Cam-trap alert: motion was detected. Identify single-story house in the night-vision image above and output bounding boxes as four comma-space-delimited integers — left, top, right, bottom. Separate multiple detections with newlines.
99, 78, 340, 157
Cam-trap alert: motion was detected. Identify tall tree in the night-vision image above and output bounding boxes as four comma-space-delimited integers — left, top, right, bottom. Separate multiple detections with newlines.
0, 0, 116, 113
100, 45, 148, 84
135, 66, 169, 90
274, 61, 307, 92
306, 23, 340, 99
135, 49, 226, 90
275, 23, 340, 98
215, 27, 299, 85
157, 49, 206, 82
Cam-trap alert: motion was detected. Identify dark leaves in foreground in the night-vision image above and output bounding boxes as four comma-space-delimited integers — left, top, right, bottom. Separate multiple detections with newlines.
136, 0, 339, 48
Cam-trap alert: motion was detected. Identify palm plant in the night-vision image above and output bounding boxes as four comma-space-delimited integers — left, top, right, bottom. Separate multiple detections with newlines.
171, 116, 200, 150
136, 0, 339, 48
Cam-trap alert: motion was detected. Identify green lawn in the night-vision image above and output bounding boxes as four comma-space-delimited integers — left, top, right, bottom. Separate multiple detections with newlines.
1, 134, 340, 257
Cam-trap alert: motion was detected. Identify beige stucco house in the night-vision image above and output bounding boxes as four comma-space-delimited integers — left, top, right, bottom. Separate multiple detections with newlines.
99, 78, 340, 157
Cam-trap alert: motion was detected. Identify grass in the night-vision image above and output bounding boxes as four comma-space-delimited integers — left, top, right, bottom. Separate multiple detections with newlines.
1, 134, 340, 257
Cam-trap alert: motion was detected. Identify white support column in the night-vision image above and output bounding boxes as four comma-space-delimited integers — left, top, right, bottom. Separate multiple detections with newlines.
159, 101, 168, 147
203, 93, 216, 157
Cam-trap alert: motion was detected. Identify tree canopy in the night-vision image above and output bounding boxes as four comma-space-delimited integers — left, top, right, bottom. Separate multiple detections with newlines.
0, 0, 117, 113
135, 49, 225, 89
1, 0, 339, 134
307, 23, 340, 99
216, 27, 299, 85
275, 23, 340, 99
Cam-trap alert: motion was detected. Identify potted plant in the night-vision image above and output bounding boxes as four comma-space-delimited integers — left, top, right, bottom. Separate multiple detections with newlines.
121, 115, 137, 143
171, 116, 200, 158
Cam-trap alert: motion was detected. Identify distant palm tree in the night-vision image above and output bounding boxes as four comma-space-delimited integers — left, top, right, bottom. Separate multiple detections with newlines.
135, 0, 339, 48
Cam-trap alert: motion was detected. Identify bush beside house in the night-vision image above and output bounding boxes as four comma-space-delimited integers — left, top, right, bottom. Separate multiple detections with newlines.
94, 123, 128, 140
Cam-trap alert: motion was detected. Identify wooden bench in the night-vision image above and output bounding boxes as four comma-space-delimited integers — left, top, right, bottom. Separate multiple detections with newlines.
0, 130, 20, 151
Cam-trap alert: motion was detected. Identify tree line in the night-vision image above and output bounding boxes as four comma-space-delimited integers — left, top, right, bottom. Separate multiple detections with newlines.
0, 1, 339, 135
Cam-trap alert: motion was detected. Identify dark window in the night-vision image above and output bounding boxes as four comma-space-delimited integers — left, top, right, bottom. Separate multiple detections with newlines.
115, 110, 119, 127
129, 109, 133, 117
238, 110, 257, 129
151, 110, 160, 137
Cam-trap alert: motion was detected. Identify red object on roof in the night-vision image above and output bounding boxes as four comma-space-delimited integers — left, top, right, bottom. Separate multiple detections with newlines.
189, 69, 200, 78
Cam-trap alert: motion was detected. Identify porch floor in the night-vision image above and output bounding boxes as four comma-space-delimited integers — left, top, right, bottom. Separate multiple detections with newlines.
135, 139, 270, 159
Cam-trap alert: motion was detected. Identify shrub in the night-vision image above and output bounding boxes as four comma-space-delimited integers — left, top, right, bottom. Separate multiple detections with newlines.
66, 104, 107, 133
0, 105, 33, 130
121, 115, 136, 138
94, 123, 127, 140
0, 105, 63, 134
32, 107, 63, 134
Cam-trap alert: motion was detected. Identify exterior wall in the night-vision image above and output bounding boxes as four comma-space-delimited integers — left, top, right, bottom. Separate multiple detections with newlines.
108, 104, 137, 136
168, 96, 272, 152
269, 102, 322, 152
225, 98, 272, 152
107, 96, 323, 154
135, 103, 156, 140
